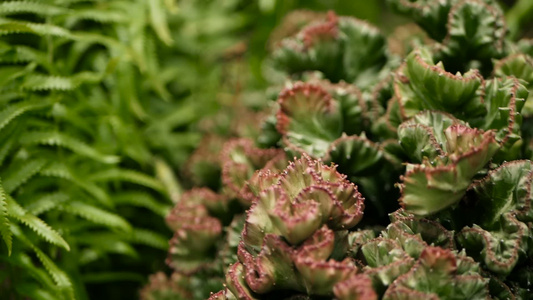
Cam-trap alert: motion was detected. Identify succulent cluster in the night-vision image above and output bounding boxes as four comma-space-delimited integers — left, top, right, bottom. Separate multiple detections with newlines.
143, 0, 533, 299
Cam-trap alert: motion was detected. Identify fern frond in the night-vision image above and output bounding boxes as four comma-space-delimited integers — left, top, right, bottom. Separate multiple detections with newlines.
62, 201, 131, 232
25, 192, 69, 216
66, 8, 128, 24
0, 64, 36, 86
0, 179, 12, 255
22, 71, 107, 91
39, 163, 112, 207
0, 129, 16, 167
155, 158, 182, 202
12, 227, 76, 299
0, 100, 49, 132
0, 2, 68, 17
2, 158, 47, 194
0, 18, 124, 50
17, 286, 58, 300
148, 0, 173, 45
130, 228, 168, 250
22, 75, 76, 91
89, 168, 164, 192
0, 91, 25, 105
9, 252, 61, 296
112, 192, 170, 217
0, 42, 51, 69
6, 196, 70, 251
20, 131, 120, 164
31, 246, 73, 294
0, 18, 72, 38
75, 232, 138, 258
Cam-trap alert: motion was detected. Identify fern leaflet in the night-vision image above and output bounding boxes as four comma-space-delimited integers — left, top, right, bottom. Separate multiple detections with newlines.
39, 163, 112, 207
0, 99, 49, 132
12, 226, 76, 299
130, 228, 168, 250
112, 192, 170, 217
89, 168, 164, 192
20, 131, 120, 164
0, 179, 12, 255
25, 192, 69, 216
6, 197, 70, 251
63, 201, 131, 232
0, 2, 68, 17
2, 158, 47, 194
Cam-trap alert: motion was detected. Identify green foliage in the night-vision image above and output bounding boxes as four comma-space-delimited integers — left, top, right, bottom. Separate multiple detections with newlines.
0, 0, 222, 298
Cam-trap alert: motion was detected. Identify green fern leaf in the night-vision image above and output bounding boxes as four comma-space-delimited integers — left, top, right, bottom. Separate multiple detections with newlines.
10, 252, 63, 297
112, 192, 170, 217
66, 8, 128, 24
75, 232, 138, 258
2, 158, 47, 194
0, 64, 35, 86
0, 132, 15, 168
25, 192, 69, 216
6, 196, 70, 251
149, 0, 173, 45
0, 179, 12, 255
39, 163, 112, 207
63, 201, 131, 232
22, 75, 76, 91
0, 2, 68, 17
22, 71, 105, 91
0, 18, 72, 38
155, 158, 182, 201
130, 228, 168, 250
89, 168, 164, 192
17, 286, 58, 300
0, 42, 51, 70
31, 246, 73, 292
12, 228, 76, 299
0, 18, 123, 51
20, 131, 120, 164
0, 100, 49, 132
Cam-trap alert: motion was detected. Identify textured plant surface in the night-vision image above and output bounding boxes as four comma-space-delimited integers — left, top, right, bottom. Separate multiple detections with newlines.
2, 0, 532, 300
139, 0, 533, 299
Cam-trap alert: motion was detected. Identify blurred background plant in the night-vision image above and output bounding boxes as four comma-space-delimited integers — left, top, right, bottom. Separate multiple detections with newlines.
0, 0, 531, 300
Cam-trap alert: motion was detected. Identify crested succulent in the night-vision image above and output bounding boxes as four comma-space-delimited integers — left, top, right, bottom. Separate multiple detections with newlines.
144, 0, 533, 299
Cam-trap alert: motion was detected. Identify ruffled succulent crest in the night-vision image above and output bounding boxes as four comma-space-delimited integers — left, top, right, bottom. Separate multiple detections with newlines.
221, 138, 287, 204
389, 0, 508, 74
383, 247, 489, 299
338, 209, 490, 298
140, 272, 192, 300
397, 112, 499, 215
151, 1, 533, 298
458, 160, 533, 275
275, 82, 393, 178
214, 156, 364, 298
272, 12, 388, 86
243, 155, 364, 249
166, 188, 228, 274
184, 135, 226, 189
395, 48, 485, 120
333, 274, 378, 300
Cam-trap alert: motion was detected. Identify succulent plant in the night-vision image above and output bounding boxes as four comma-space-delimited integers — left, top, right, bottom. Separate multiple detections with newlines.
144, 0, 533, 298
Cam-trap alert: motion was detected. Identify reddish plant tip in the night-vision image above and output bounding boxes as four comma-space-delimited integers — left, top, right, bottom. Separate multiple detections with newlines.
276, 82, 334, 134
221, 138, 286, 204
333, 274, 378, 300
301, 11, 339, 48
419, 246, 457, 273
